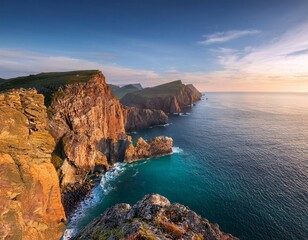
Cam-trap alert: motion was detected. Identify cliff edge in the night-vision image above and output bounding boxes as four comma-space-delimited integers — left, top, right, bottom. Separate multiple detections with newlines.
73, 194, 238, 240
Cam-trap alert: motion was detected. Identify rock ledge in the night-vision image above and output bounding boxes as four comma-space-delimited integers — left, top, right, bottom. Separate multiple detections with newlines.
73, 194, 238, 240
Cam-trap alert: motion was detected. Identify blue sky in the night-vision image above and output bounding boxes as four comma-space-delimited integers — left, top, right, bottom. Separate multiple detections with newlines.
1, 0, 308, 91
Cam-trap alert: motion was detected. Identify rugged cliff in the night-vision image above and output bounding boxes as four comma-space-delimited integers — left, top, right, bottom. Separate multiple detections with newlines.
123, 106, 168, 132
0, 89, 65, 240
47, 72, 128, 185
73, 194, 238, 240
121, 80, 202, 113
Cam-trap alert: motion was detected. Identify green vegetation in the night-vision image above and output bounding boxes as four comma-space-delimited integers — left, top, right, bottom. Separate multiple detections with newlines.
109, 83, 143, 99
125, 80, 184, 99
92, 227, 125, 240
0, 70, 99, 106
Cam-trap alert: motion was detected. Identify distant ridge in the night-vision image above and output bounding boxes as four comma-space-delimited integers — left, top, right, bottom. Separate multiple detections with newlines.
108, 83, 143, 99
121, 80, 202, 113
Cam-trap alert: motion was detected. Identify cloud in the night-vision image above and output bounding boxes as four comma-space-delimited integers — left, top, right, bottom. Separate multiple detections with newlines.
196, 22, 308, 91
198, 30, 261, 45
216, 23, 308, 76
0, 49, 160, 85
1, 22, 308, 92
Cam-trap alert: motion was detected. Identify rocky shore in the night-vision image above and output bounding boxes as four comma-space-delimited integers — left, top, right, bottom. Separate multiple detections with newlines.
72, 194, 238, 240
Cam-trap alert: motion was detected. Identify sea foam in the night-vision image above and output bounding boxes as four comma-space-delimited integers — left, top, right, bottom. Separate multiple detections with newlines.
62, 162, 128, 240
172, 146, 184, 153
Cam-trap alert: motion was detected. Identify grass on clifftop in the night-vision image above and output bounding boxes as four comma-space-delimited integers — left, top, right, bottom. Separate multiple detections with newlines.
108, 83, 143, 99
126, 80, 184, 99
0, 70, 100, 106
0, 70, 99, 91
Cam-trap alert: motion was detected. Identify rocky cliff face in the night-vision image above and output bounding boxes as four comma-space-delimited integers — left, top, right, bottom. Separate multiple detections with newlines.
123, 106, 168, 132
0, 89, 65, 240
73, 194, 238, 240
121, 80, 202, 114
47, 72, 128, 185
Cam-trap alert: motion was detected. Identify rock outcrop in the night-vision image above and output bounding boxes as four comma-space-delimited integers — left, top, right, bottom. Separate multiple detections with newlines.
125, 136, 173, 162
121, 80, 202, 114
73, 194, 238, 240
0, 89, 65, 240
123, 106, 168, 132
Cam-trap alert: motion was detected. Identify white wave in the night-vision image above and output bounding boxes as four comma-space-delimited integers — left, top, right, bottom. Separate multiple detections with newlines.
149, 122, 173, 128
162, 122, 173, 127
172, 147, 184, 153
100, 162, 127, 194
132, 170, 139, 177
128, 131, 137, 134
62, 228, 75, 240
63, 162, 128, 239
179, 112, 191, 117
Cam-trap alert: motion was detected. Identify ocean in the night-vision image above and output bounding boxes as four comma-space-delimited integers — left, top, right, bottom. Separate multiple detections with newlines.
64, 93, 308, 240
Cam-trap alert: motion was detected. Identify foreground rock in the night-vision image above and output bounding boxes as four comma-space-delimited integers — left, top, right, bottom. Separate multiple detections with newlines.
123, 106, 168, 132
0, 89, 65, 240
73, 194, 238, 240
121, 80, 202, 114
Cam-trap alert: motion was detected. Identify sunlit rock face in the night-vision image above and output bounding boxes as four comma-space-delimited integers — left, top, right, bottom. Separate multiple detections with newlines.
124, 136, 173, 162
0, 89, 65, 240
47, 72, 128, 185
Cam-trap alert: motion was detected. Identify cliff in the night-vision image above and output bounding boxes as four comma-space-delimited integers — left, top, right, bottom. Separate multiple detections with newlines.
120, 80, 202, 113
73, 194, 238, 240
123, 106, 168, 132
0, 89, 65, 240
47, 72, 128, 185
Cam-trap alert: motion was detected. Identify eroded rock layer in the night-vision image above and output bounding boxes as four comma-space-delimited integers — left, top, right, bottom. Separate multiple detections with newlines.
0, 89, 65, 240
73, 194, 238, 240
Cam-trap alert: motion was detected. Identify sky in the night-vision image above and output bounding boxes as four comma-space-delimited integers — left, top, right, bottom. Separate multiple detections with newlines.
1, 0, 308, 92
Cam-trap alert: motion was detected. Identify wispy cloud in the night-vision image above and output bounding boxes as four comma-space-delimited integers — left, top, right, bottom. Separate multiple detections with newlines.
198, 29, 261, 45
0, 49, 159, 85
1, 22, 308, 92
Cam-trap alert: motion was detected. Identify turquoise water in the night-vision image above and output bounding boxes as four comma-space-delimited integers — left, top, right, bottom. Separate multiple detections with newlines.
66, 93, 308, 240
